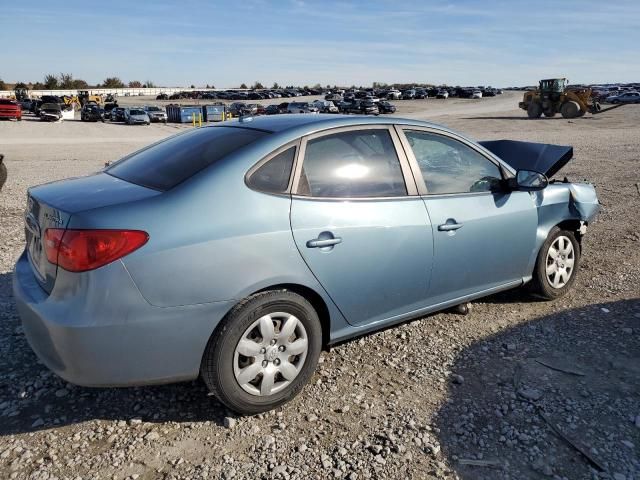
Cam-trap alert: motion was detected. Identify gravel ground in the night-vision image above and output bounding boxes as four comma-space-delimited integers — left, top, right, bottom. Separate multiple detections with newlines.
0, 93, 639, 480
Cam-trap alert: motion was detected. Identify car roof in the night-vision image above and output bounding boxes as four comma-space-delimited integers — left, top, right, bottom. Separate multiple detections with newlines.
218, 113, 447, 136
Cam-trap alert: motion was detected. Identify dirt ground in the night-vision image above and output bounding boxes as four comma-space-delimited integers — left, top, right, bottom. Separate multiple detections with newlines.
0, 92, 639, 480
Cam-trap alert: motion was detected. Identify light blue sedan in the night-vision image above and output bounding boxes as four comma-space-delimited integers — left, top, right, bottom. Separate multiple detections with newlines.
13, 115, 599, 414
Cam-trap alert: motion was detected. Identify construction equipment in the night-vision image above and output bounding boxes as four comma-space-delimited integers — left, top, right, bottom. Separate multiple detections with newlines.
519, 78, 601, 119
62, 95, 82, 111
77, 90, 103, 106
13, 87, 29, 102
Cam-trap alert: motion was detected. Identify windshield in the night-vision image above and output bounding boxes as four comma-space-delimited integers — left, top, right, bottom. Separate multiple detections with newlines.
130, 109, 145, 115
107, 126, 269, 191
147, 107, 161, 111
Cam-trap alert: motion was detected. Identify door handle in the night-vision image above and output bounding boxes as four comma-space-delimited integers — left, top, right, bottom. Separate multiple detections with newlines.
438, 221, 463, 232
306, 234, 342, 248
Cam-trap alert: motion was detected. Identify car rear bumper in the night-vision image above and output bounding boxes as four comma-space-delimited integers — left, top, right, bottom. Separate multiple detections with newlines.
13, 251, 234, 387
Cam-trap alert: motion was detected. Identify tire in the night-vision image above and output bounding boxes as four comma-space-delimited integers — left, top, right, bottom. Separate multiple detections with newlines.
543, 110, 556, 117
530, 227, 580, 300
527, 102, 542, 118
201, 290, 322, 415
560, 101, 580, 119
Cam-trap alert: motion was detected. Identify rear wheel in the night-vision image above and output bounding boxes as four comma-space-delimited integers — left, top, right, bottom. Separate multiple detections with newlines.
530, 227, 580, 299
560, 101, 580, 119
527, 102, 542, 118
543, 110, 556, 117
201, 290, 322, 414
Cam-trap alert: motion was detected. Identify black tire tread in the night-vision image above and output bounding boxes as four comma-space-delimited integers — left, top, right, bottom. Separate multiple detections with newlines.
530, 227, 580, 300
201, 290, 321, 415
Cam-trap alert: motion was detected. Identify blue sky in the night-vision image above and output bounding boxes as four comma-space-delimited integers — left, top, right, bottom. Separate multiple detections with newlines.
2, 0, 639, 87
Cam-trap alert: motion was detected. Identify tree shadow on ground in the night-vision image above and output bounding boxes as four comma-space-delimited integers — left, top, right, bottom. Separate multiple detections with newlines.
0, 272, 228, 436
434, 298, 640, 480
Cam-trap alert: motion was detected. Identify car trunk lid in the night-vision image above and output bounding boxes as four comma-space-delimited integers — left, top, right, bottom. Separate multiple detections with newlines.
25, 173, 161, 293
479, 140, 573, 178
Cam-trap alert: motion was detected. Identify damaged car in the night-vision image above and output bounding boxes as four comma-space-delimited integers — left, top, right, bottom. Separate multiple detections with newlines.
39, 103, 63, 122
13, 115, 599, 415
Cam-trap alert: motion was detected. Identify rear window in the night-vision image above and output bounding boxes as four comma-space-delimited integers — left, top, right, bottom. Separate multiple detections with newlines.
107, 127, 269, 191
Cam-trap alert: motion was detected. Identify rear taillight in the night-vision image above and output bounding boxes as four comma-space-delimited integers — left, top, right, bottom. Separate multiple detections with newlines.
44, 229, 149, 272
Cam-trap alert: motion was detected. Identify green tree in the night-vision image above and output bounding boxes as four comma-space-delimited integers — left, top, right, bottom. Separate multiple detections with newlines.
72, 79, 89, 89
144, 80, 156, 88
240, 83, 248, 89
0, 79, 6, 90
102, 77, 125, 88
272, 82, 280, 89
44, 74, 59, 89
128, 80, 143, 88
32, 82, 44, 90
59, 73, 74, 89
14, 82, 28, 90
252, 81, 264, 89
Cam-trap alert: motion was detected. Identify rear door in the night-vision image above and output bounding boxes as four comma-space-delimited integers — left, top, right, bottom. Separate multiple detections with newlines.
396, 127, 537, 305
290, 126, 434, 326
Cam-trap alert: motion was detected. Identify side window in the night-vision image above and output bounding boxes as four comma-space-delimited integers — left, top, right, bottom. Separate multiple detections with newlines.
297, 129, 407, 198
404, 130, 502, 194
247, 146, 296, 193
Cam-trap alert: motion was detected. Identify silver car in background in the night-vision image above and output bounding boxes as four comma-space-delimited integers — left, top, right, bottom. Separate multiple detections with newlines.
143, 105, 167, 123
125, 108, 150, 125
287, 102, 319, 114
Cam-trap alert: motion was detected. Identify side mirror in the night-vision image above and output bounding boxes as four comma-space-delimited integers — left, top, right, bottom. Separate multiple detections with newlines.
511, 169, 548, 191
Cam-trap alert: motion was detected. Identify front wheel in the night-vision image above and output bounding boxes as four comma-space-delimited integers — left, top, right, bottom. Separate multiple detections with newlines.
201, 290, 322, 415
530, 227, 580, 299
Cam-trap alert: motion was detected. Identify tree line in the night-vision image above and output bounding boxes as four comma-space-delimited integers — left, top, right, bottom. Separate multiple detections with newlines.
0, 73, 157, 90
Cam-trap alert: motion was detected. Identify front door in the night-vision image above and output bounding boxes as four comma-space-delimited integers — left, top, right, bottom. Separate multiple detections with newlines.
398, 128, 538, 305
290, 127, 434, 326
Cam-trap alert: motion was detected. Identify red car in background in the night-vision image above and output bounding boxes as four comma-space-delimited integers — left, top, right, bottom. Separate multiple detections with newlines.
0, 99, 22, 121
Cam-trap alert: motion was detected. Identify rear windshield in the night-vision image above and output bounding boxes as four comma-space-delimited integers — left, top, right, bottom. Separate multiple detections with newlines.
107, 126, 269, 191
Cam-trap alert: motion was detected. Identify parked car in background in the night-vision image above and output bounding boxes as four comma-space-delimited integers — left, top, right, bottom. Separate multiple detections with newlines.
606, 91, 640, 104
377, 101, 397, 114
14, 115, 599, 415
228, 102, 251, 117
125, 108, 150, 125
111, 107, 126, 122
414, 89, 428, 99
143, 106, 168, 123
39, 103, 62, 122
81, 104, 104, 122
265, 105, 280, 115
0, 99, 22, 121
325, 93, 342, 102
472, 90, 483, 99
402, 89, 416, 100
312, 100, 339, 113
387, 89, 402, 100
436, 89, 449, 99
287, 102, 319, 114
20, 99, 33, 111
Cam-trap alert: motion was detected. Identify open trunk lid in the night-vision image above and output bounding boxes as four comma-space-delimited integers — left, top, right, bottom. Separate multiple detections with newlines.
479, 140, 573, 178
24, 173, 161, 293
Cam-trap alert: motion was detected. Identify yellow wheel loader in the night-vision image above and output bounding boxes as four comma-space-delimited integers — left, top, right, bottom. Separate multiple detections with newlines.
519, 78, 601, 119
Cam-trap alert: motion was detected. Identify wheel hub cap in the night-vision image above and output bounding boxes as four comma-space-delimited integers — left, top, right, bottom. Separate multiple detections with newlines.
545, 235, 575, 289
233, 312, 309, 397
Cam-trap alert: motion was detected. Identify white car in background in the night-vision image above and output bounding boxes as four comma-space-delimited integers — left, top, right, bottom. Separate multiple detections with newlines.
312, 100, 339, 113
436, 89, 449, 99
387, 89, 402, 100
472, 90, 483, 99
